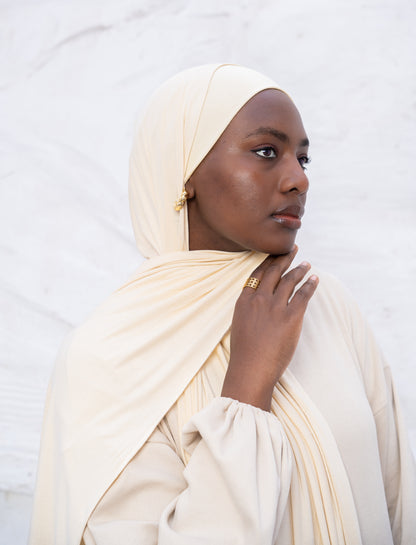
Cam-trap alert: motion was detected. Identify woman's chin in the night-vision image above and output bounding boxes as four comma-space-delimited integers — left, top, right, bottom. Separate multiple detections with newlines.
253, 238, 297, 257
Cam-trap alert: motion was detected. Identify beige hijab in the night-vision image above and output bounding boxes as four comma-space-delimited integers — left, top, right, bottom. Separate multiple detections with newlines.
29, 64, 361, 545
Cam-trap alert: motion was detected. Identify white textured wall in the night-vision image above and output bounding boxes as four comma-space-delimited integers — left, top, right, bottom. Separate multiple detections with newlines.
1, 0, 415, 542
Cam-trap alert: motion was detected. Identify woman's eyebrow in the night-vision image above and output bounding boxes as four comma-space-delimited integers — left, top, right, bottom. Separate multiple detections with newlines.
245, 126, 309, 147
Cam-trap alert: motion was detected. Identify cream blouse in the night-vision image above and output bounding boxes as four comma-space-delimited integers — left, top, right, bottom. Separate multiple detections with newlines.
81, 272, 416, 545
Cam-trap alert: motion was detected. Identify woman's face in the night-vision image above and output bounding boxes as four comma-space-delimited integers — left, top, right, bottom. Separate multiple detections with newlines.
186, 89, 310, 255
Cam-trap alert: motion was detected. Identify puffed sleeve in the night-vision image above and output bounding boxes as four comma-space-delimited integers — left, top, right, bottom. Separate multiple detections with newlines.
347, 294, 416, 545
82, 397, 292, 545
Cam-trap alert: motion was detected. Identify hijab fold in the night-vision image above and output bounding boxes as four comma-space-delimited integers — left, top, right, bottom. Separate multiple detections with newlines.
30, 64, 362, 545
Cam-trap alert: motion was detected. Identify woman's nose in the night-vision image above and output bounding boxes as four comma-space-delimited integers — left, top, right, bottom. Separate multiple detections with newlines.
279, 162, 309, 195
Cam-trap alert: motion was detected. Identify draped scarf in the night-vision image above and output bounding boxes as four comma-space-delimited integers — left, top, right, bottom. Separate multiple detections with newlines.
29, 64, 362, 545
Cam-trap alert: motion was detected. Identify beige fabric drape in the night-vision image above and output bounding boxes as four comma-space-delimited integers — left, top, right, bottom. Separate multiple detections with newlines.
83, 272, 416, 544
29, 64, 409, 545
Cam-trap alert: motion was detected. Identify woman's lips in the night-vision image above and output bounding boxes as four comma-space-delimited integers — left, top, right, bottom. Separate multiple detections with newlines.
271, 205, 303, 230
271, 214, 302, 229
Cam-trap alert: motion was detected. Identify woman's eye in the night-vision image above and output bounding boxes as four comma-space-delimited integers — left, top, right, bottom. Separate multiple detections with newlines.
254, 147, 276, 159
299, 156, 311, 170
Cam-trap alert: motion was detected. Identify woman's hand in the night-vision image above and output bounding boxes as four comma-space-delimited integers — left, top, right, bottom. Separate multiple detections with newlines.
221, 247, 319, 411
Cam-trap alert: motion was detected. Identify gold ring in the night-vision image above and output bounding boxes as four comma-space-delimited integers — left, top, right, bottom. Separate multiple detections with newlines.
244, 277, 260, 290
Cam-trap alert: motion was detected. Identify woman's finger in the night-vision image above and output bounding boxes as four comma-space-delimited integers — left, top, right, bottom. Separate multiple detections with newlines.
257, 246, 298, 293
288, 274, 319, 312
274, 261, 312, 302
241, 254, 275, 292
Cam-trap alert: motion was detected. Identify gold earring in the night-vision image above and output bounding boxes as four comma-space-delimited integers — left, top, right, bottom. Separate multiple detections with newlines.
174, 189, 188, 211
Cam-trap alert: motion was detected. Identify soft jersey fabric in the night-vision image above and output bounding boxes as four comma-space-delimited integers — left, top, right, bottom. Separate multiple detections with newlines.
29, 64, 416, 545
82, 272, 416, 545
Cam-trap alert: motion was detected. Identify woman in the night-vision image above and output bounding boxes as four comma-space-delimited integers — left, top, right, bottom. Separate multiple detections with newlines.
30, 64, 416, 545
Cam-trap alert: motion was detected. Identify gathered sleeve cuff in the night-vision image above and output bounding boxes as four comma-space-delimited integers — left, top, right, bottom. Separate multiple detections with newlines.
84, 397, 292, 545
